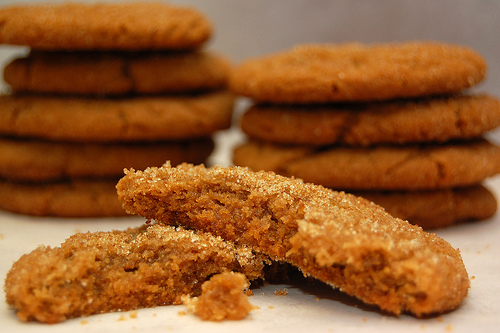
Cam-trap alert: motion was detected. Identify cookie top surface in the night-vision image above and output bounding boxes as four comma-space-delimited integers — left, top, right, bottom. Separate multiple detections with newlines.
233, 139, 500, 190
0, 2, 212, 50
240, 94, 500, 146
4, 50, 232, 95
0, 91, 234, 142
230, 42, 487, 103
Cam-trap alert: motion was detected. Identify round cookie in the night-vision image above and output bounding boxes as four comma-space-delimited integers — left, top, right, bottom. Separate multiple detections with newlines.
4, 51, 231, 96
230, 42, 486, 103
0, 2, 212, 50
233, 139, 500, 190
0, 178, 127, 217
240, 94, 500, 146
0, 91, 234, 142
355, 185, 498, 229
0, 137, 214, 182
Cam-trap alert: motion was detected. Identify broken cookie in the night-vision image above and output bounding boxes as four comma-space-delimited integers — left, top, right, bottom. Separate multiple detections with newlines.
4, 223, 266, 323
117, 162, 470, 317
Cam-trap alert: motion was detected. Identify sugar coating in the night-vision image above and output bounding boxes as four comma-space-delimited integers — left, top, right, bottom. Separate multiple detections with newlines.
4, 224, 266, 323
0, 2, 212, 50
229, 42, 486, 103
183, 272, 253, 321
117, 162, 470, 316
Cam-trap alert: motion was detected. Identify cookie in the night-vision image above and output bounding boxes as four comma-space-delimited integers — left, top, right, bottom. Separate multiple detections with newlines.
4, 50, 231, 96
5, 223, 266, 322
240, 94, 500, 146
0, 178, 126, 217
355, 185, 498, 229
0, 137, 214, 181
232, 139, 500, 190
117, 162, 469, 316
0, 2, 212, 50
0, 91, 234, 142
229, 42, 486, 103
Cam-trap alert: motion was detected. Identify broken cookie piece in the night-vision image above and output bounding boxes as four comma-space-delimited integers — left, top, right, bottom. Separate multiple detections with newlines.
117, 162, 470, 317
183, 271, 254, 321
4, 223, 266, 323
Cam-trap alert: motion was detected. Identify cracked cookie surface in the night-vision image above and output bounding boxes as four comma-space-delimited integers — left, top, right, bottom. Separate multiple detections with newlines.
117, 162, 470, 317
229, 42, 486, 103
233, 139, 500, 190
0, 91, 233, 142
5, 50, 231, 96
0, 2, 212, 50
0, 136, 213, 181
240, 94, 500, 146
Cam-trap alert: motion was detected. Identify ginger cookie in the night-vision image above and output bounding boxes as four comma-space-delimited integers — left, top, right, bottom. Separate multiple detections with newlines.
0, 91, 234, 142
0, 137, 213, 182
240, 94, 500, 146
5, 223, 266, 322
229, 42, 486, 103
4, 50, 231, 96
355, 185, 498, 229
0, 2, 212, 50
233, 139, 500, 190
117, 162, 469, 317
0, 178, 126, 217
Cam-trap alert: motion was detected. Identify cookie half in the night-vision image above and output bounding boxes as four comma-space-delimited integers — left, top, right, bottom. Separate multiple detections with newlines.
4, 51, 231, 95
0, 137, 214, 181
356, 185, 498, 229
230, 42, 486, 103
0, 2, 212, 50
240, 94, 500, 146
0, 91, 234, 142
0, 178, 126, 217
233, 139, 500, 190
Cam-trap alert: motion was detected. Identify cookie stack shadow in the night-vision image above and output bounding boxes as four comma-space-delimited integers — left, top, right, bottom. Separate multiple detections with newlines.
230, 42, 500, 229
0, 2, 234, 217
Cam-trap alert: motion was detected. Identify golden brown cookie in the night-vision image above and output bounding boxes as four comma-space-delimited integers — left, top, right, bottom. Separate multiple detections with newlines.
229, 42, 486, 103
5, 223, 266, 322
355, 185, 498, 229
232, 139, 500, 190
0, 178, 126, 217
0, 2, 212, 50
0, 137, 213, 181
117, 162, 469, 317
240, 94, 500, 146
4, 50, 231, 96
0, 91, 234, 142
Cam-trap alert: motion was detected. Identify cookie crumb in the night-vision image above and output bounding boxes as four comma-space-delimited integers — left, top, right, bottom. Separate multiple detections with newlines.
274, 288, 288, 296
183, 272, 253, 321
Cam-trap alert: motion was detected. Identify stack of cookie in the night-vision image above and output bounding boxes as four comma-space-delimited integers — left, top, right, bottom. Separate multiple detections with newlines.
230, 41, 500, 229
0, 2, 234, 217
